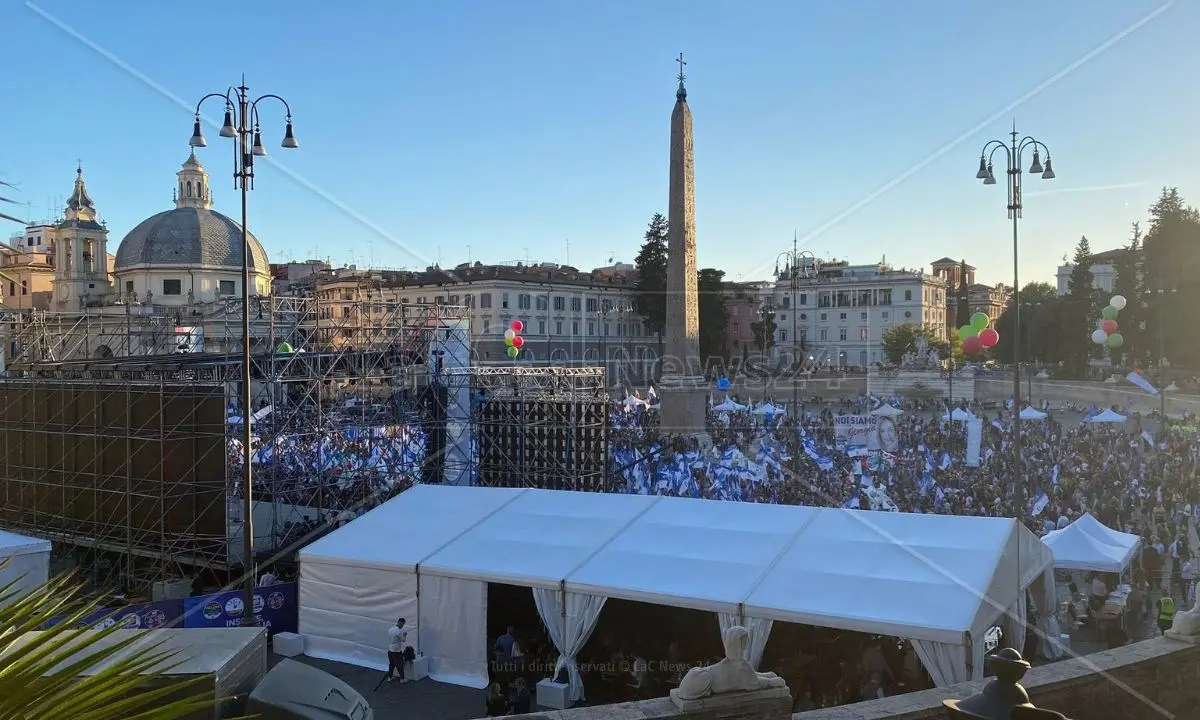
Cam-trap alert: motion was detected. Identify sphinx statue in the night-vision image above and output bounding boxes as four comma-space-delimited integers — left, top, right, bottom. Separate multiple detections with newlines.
674, 626, 787, 701
1168, 596, 1200, 639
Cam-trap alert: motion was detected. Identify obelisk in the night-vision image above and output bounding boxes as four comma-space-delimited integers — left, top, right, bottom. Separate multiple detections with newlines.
659, 54, 710, 446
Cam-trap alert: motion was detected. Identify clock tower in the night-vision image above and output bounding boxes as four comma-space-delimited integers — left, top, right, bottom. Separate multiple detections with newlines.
52, 164, 113, 310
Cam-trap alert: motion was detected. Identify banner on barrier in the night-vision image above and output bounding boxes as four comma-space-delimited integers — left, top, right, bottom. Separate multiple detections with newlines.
182, 582, 297, 633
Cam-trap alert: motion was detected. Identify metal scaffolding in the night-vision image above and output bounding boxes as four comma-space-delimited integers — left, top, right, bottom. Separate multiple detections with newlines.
0, 298, 469, 592
445, 365, 609, 490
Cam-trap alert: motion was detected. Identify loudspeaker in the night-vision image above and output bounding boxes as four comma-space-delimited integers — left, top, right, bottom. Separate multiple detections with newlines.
244, 658, 373, 719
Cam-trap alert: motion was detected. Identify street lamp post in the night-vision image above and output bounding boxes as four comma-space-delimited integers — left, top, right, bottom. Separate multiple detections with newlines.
775, 239, 815, 417
975, 123, 1054, 516
189, 80, 299, 623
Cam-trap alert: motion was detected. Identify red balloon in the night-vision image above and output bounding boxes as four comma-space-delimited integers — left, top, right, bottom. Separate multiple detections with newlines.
512, 335, 525, 349
511, 320, 524, 333
1101, 319, 1118, 335
979, 328, 999, 348
962, 336, 983, 355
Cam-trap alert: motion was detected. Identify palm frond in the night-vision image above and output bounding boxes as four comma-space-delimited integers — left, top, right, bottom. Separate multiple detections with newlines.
0, 559, 235, 720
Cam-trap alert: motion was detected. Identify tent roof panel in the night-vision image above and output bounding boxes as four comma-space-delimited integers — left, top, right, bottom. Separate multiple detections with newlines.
565, 497, 816, 609
298, 485, 526, 571
420, 491, 660, 588
0, 530, 51, 557
742, 511, 1016, 642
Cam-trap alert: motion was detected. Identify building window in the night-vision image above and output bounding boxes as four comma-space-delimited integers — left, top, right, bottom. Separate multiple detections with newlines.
588, 321, 595, 336
820, 313, 827, 321
878, 289, 892, 305
859, 328, 868, 341
219, 280, 236, 295
860, 312, 867, 321
538, 320, 546, 334
781, 296, 790, 308
819, 328, 828, 341
125, 281, 134, 296
518, 293, 531, 310
572, 321, 579, 335
464, 294, 474, 308
839, 313, 847, 320
501, 292, 510, 309
482, 318, 490, 334
553, 296, 565, 311
586, 298, 598, 313
571, 297, 581, 312
7, 282, 13, 296
732, 322, 740, 332
555, 321, 563, 334
480, 293, 492, 309
535, 295, 548, 311
882, 311, 889, 319
839, 328, 847, 341
904, 289, 912, 301
799, 293, 807, 306
779, 329, 788, 342
163, 279, 182, 295
604, 323, 610, 337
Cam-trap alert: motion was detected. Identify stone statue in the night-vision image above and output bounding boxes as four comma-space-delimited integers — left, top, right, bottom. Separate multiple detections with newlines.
1167, 597, 1200, 639
187, 289, 195, 305
673, 626, 786, 701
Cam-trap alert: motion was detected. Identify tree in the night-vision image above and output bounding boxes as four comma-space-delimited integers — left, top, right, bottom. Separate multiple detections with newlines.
955, 259, 972, 330
1143, 187, 1200, 367
1110, 222, 1145, 366
697, 268, 729, 363
1062, 235, 1098, 376
750, 307, 776, 353
0, 564, 218, 719
632, 214, 668, 357
993, 282, 1061, 365
881, 323, 949, 366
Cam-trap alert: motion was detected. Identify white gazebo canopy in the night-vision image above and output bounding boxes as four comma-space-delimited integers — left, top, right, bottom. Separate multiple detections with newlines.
943, 408, 975, 421
1085, 409, 1127, 424
298, 486, 1052, 691
0, 530, 51, 607
1043, 524, 1132, 573
1019, 406, 1048, 420
871, 403, 904, 417
1073, 513, 1141, 556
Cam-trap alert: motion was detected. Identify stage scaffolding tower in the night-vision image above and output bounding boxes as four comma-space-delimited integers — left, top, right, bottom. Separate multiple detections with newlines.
0, 298, 469, 592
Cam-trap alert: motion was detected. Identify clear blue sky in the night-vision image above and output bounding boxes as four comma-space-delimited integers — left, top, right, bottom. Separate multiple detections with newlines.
3, 1, 1197, 286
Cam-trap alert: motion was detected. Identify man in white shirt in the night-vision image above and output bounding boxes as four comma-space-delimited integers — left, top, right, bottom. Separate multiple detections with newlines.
384, 618, 410, 684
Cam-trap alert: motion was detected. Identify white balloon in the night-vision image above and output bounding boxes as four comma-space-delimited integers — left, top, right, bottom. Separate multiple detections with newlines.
1091, 329, 1108, 345
1110, 294, 1127, 311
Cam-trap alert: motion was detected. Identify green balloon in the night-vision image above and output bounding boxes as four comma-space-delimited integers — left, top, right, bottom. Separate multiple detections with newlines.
970, 312, 990, 331
276, 341, 294, 354
1106, 332, 1124, 348
1101, 305, 1118, 320
958, 325, 977, 341
506, 346, 520, 358
504, 336, 514, 346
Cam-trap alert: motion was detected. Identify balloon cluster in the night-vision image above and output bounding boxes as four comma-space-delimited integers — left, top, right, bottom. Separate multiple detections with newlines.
957, 312, 998, 356
504, 320, 525, 359
1091, 295, 1126, 348
716, 376, 731, 391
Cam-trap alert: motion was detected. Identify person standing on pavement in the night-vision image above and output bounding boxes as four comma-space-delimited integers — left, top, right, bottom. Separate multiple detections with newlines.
385, 618, 410, 683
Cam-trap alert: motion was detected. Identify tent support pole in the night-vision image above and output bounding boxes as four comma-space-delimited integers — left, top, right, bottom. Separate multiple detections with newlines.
737, 603, 745, 627
415, 563, 421, 654
964, 630, 973, 678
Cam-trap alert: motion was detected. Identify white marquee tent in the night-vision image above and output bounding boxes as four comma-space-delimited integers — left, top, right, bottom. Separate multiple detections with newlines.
0, 530, 51, 606
298, 486, 1053, 696
1085, 409, 1127, 424
1019, 406, 1048, 421
1042, 523, 1133, 573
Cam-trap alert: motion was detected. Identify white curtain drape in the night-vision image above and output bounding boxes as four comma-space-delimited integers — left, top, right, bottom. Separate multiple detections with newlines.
1034, 568, 1064, 660
716, 612, 773, 670
1002, 591, 1028, 660
532, 588, 606, 703
910, 639, 969, 687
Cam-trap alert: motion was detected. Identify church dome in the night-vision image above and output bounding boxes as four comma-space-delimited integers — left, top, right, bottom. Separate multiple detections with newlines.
114, 206, 268, 272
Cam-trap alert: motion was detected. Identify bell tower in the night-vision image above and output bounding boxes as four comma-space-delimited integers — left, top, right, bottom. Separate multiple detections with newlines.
175, 151, 213, 209
53, 164, 113, 310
